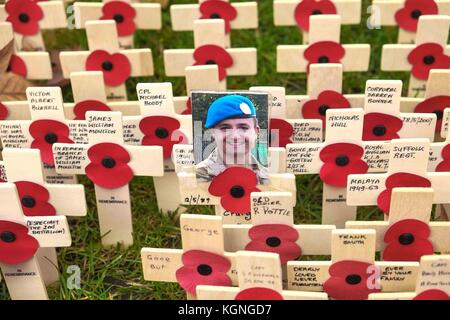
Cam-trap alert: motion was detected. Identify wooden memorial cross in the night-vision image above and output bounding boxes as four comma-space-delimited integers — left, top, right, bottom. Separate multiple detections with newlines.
60, 20, 154, 102
273, 0, 361, 44
222, 192, 335, 262
0, 0, 66, 51
0, 182, 72, 300
347, 138, 450, 219
141, 214, 238, 299
196, 251, 328, 300
371, 0, 450, 44
347, 188, 450, 262
369, 254, 450, 300
284, 108, 386, 227
0, 148, 87, 286
277, 14, 370, 75
73, 0, 162, 49
163, 19, 257, 88
52, 110, 164, 247
0, 87, 83, 184
361, 79, 436, 142
381, 15, 450, 97
286, 229, 420, 300
170, 0, 258, 47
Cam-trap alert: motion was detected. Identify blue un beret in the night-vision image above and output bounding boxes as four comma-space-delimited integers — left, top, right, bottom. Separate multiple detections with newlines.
205, 95, 256, 129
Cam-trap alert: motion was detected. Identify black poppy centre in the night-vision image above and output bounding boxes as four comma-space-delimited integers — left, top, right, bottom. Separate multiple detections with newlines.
230, 185, 245, 198
21, 196, 36, 208
205, 60, 217, 65
318, 56, 329, 63
0, 231, 16, 243
335, 155, 350, 167
312, 9, 323, 15
266, 236, 281, 248
345, 274, 362, 285
398, 233, 415, 245
155, 127, 169, 139
102, 61, 114, 71
113, 14, 125, 24
434, 110, 444, 120
410, 9, 422, 19
372, 125, 387, 137
210, 13, 222, 19
318, 104, 330, 116
423, 55, 435, 65
102, 156, 116, 169
44, 132, 58, 144
197, 264, 213, 276
18, 13, 30, 23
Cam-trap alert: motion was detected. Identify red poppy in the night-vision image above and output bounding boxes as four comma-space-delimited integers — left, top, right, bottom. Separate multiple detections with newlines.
319, 143, 368, 187
407, 43, 450, 81
362, 113, 403, 141
235, 287, 284, 300
5, 0, 44, 36
377, 173, 431, 215
14, 181, 56, 217
383, 219, 434, 261
193, 45, 233, 81
176, 250, 232, 295
436, 144, 450, 172
86, 50, 131, 86
199, 0, 237, 34
415, 95, 450, 133
269, 118, 293, 148
85, 142, 134, 189
323, 260, 381, 300
208, 167, 260, 214
245, 224, 301, 264
304, 41, 345, 73
182, 97, 192, 115
395, 0, 438, 32
100, 1, 136, 37
302, 90, 351, 128
294, 0, 337, 31
29, 119, 74, 165
139, 116, 188, 158
73, 100, 111, 120
0, 220, 39, 265
0, 102, 9, 120
414, 289, 450, 300
7, 54, 27, 78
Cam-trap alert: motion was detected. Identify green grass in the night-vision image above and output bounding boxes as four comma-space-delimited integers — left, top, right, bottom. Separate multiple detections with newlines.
0, 0, 411, 300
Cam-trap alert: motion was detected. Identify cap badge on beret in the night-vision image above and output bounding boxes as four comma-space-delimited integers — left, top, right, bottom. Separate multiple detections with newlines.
239, 102, 252, 115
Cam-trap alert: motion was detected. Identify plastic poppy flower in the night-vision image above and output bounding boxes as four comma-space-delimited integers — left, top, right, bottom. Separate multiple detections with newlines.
436, 144, 450, 172
304, 41, 345, 73
29, 119, 74, 165
362, 113, 403, 141
85, 142, 134, 189
0, 220, 39, 265
73, 100, 111, 120
415, 95, 450, 133
294, 0, 337, 31
6, 0, 44, 36
245, 224, 301, 264
383, 219, 434, 261
302, 90, 351, 128
176, 250, 232, 295
100, 1, 136, 37
269, 118, 293, 148
208, 167, 260, 214
193, 45, 233, 81
14, 181, 56, 217
395, 0, 438, 32
199, 0, 237, 33
377, 173, 431, 215
235, 287, 284, 300
319, 143, 368, 187
414, 289, 450, 300
323, 260, 381, 300
182, 97, 192, 115
407, 43, 450, 80
7, 54, 27, 78
86, 50, 131, 86
139, 116, 188, 158
0, 102, 9, 120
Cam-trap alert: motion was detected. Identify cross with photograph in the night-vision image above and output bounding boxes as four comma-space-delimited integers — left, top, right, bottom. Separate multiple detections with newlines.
191, 91, 269, 185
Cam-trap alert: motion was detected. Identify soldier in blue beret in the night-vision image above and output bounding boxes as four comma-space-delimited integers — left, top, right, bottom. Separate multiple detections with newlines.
195, 94, 269, 184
